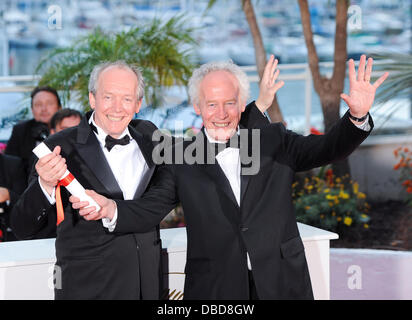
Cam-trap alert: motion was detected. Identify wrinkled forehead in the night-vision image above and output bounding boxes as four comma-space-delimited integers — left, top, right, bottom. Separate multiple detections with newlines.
97, 66, 138, 93
199, 70, 240, 100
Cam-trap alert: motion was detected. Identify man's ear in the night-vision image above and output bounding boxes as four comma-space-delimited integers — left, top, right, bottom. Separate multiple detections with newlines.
135, 98, 143, 114
89, 92, 96, 110
193, 103, 201, 115
240, 98, 246, 113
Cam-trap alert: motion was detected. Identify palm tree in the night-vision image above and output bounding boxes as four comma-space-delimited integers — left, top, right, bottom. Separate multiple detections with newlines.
35, 15, 197, 111
206, 0, 285, 123
372, 53, 412, 105
298, 0, 350, 178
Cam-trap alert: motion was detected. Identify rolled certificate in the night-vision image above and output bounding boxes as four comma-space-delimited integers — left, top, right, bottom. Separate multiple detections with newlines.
33, 142, 101, 212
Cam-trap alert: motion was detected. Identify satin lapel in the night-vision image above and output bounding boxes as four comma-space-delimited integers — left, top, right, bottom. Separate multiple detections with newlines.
240, 126, 254, 204
128, 124, 156, 199
197, 129, 240, 212
74, 117, 123, 198
128, 124, 155, 168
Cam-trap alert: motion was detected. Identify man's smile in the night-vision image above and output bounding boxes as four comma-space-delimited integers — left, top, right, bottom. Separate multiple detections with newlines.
213, 122, 230, 128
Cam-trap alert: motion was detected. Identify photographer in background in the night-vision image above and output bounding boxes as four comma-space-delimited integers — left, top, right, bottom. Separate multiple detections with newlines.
5, 86, 62, 176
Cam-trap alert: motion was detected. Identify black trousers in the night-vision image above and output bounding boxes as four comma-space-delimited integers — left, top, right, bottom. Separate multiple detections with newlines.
248, 271, 259, 300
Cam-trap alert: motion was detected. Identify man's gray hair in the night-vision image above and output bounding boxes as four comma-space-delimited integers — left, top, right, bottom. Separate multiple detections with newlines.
188, 60, 250, 105
88, 60, 145, 100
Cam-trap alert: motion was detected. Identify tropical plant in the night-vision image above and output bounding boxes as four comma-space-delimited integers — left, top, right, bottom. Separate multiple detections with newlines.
35, 15, 198, 111
393, 146, 412, 206
298, 0, 352, 179
372, 53, 412, 104
293, 165, 371, 232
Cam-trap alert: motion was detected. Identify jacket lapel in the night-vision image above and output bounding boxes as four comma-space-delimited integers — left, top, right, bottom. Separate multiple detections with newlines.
74, 114, 123, 199
197, 129, 240, 211
239, 126, 253, 204
128, 124, 156, 199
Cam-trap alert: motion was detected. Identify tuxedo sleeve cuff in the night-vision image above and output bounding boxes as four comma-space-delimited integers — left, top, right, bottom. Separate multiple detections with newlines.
102, 208, 118, 232
353, 115, 371, 132
38, 177, 56, 205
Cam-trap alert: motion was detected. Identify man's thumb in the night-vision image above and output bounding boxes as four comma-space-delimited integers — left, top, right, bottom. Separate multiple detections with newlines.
85, 189, 103, 204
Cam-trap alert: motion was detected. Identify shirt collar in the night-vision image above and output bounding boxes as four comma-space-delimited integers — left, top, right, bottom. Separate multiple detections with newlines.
204, 126, 240, 144
89, 111, 132, 145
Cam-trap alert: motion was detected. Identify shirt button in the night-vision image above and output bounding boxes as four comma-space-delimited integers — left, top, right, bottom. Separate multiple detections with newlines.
241, 227, 248, 232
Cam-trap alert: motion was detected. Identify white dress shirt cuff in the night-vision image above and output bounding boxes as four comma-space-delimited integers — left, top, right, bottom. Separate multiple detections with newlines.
353, 115, 371, 132
102, 208, 118, 232
38, 177, 56, 205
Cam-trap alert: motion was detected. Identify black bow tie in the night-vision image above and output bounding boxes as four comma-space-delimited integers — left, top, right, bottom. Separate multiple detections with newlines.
105, 134, 131, 151
212, 136, 240, 155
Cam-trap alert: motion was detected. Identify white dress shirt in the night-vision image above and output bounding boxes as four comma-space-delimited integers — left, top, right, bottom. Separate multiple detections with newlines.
204, 128, 253, 269
39, 112, 148, 231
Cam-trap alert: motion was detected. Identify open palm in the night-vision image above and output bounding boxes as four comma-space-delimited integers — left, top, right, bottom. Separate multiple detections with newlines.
255, 54, 285, 113
340, 55, 389, 118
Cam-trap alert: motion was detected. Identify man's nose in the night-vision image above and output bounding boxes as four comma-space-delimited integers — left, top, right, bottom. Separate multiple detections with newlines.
113, 97, 122, 111
216, 104, 228, 119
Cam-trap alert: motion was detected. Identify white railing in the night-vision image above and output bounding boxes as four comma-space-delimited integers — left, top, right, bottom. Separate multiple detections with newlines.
0, 60, 402, 135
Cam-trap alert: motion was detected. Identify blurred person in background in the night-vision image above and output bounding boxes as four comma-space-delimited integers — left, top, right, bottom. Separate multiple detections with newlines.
5, 86, 62, 176
0, 153, 27, 241
10, 108, 83, 241
50, 109, 83, 135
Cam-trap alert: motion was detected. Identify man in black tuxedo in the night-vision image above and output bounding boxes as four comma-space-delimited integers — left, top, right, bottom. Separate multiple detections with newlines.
12, 60, 270, 300
11, 109, 83, 240
5, 86, 62, 177
73, 55, 388, 300
0, 154, 27, 241
11, 61, 164, 299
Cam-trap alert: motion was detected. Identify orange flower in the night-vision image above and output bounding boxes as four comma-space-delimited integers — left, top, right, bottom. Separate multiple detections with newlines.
407, 187, 412, 193
393, 163, 401, 170
402, 180, 412, 187
404, 147, 409, 153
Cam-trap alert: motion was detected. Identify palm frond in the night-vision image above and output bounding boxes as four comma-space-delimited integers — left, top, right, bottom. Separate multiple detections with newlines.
35, 15, 198, 111
371, 53, 412, 104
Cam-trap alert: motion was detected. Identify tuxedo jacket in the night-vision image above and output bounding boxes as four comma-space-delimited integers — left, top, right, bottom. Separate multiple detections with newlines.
114, 110, 373, 300
5, 119, 50, 177
11, 103, 261, 300
0, 154, 27, 236
11, 113, 162, 300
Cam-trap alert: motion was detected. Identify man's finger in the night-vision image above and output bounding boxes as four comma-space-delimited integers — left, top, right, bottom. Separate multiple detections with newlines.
83, 210, 101, 221
78, 206, 96, 217
72, 200, 91, 210
52, 145, 61, 156
340, 93, 351, 106
365, 57, 373, 81
37, 152, 59, 167
69, 195, 81, 204
85, 189, 108, 207
271, 69, 280, 86
262, 54, 274, 81
270, 58, 278, 81
273, 80, 285, 92
357, 55, 366, 82
348, 59, 356, 85
373, 72, 389, 89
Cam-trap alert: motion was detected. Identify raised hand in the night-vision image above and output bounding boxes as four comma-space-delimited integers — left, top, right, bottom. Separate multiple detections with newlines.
255, 54, 285, 113
340, 54, 389, 119
70, 190, 116, 221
